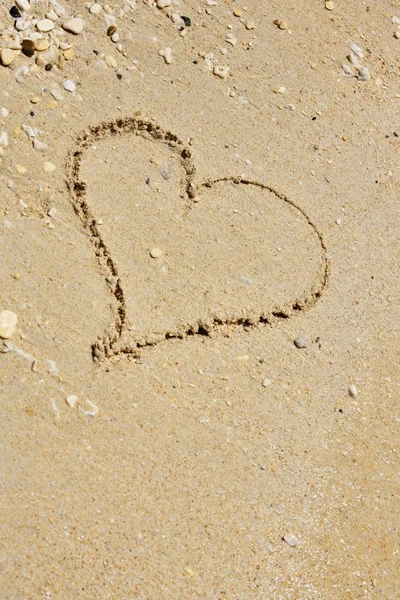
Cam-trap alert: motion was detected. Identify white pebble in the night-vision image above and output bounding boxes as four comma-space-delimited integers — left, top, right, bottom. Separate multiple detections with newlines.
392, 16, 400, 25
213, 64, 230, 78
84, 400, 99, 416
46, 9, 59, 21
0, 310, 18, 339
111, 32, 120, 42
245, 21, 255, 30
62, 17, 85, 35
159, 47, 173, 64
294, 336, 308, 349
63, 79, 76, 92
90, 3, 102, 14
283, 533, 299, 547
49, 0, 65, 17
43, 161, 56, 173
150, 247, 162, 258
37, 19, 55, 32
225, 32, 237, 46
16, 0, 31, 12
66, 394, 79, 408
156, 0, 171, 7
262, 378, 272, 388
33, 138, 48, 151
348, 384, 358, 398
0, 132, 8, 148
0, 48, 16, 66
50, 89, 63, 100
105, 55, 117, 68
357, 66, 371, 81
0, 108, 8, 118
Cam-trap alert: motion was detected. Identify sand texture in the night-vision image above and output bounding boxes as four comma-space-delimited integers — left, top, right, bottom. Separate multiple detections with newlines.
1, 0, 399, 598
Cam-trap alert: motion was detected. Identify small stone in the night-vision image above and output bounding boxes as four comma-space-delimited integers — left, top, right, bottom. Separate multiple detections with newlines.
156, 0, 171, 7
150, 248, 162, 258
90, 3, 102, 14
225, 32, 237, 45
111, 32, 120, 43
107, 25, 117, 36
283, 533, 299, 547
63, 47, 75, 60
35, 39, 50, 52
10, 6, 21, 19
37, 19, 55, 32
0, 49, 16, 67
63, 17, 85, 35
105, 55, 117, 68
357, 66, 371, 81
30, 96, 41, 104
43, 161, 56, 172
159, 47, 173, 64
46, 9, 58, 21
274, 19, 288, 30
348, 384, 358, 399
262, 378, 272, 388
63, 79, 76, 92
16, 0, 31, 12
278, 86, 286, 94
245, 21, 255, 30
66, 394, 79, 408
15, 164, 27, 175
213, 64, 230, 78
22, 38, 35, 57
0, 310, 18, 339
33, 138, 48, 151
233, 9, 242, 17
50, 89, 63, 101
294, 336, 308, 349
349, 43, 363, 58
0, 132, 9, 148
325, 1, 334, 10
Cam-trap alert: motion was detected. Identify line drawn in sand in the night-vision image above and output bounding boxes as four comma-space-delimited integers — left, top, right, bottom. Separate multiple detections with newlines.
67, 116, 329, 364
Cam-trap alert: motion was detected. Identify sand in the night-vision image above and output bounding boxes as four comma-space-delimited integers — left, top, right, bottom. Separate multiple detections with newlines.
1, 0, 399, 598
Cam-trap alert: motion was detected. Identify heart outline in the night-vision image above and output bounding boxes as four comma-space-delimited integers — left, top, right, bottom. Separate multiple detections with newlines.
67, 116, 329, 363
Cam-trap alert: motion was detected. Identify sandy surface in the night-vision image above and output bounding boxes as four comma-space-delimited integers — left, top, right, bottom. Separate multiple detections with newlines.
1, 0, 399, 598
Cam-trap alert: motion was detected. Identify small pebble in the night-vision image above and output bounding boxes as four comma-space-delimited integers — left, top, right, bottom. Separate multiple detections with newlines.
350, 43, 363, 58
262, 378, 272, 388
325, 1, 334, 10
107, 25, 117, 36
0, 310, 18, 339
43, 161, 56, 172
0, 132, 9, 148
294, 336, 308, 349
0, 49, 16, 67
63, 47, 75, 60
348, 384, 358, 399
357, 66, 371, 81
89, 3, 102, 15
233, 9, 242, 17
37, 19, 54, 32
15, 164, 27, 175
63, 79, 76, 92
35, 39, 50, 52
33, 138, 48, 151
62, 17, 85, 35
30, 96, 41, 104
16, 0, 31, 12
214, 64, 230, 78
274, 19, 288, 30
283, 533, 299, 547
66, 394, 79, 408
245, 21, 255, 30
156, 0, 171, 7
22, 39, 35, 57
225, 32, 237, 46
111, 32, 120, 43
150, 247, 162, 258
159, 47, 173, 64
105, 55, 117, 68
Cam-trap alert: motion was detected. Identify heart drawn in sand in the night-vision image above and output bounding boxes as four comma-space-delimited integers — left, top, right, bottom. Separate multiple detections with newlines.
67, 117, 328, 362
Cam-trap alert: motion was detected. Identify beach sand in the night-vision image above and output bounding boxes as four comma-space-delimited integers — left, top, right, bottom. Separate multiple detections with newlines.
1, 1, 399, 597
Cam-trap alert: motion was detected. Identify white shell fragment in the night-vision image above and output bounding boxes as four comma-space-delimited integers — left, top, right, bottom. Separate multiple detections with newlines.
159, 47, 173, 64
348, 384, 358, 398
283, 533, 299, 547
213, 64, 230, 78
357, 66, 371, 81
0, 310, 18, 339
349, 43, 363, 58
66, 394, 79, 408
84, 400, 99, 416
63, 79, 76, 92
